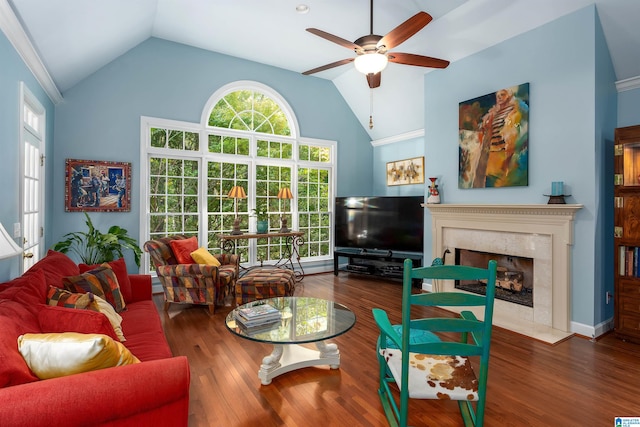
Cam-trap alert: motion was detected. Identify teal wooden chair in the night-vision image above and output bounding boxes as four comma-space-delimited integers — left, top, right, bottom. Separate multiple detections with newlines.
373, 258, 498, 427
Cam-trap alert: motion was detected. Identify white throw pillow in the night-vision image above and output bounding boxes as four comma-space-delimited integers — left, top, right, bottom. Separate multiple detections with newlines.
18, 332, 139, 380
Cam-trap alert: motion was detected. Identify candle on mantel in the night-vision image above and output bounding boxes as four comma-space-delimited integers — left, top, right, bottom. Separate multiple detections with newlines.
551, 181, 564, 196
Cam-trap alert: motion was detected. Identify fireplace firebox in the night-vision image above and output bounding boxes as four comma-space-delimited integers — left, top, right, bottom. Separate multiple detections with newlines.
455, 249, 534, 307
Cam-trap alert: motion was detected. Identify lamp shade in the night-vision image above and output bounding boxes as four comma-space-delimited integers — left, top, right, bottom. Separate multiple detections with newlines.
354, 53, 388, 75
0, 222, 22, 260
227, 186, 247, 199
277, 187, 293, 199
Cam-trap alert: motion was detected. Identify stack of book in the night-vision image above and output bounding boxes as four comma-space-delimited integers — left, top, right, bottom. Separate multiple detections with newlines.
235, 303, 282, 331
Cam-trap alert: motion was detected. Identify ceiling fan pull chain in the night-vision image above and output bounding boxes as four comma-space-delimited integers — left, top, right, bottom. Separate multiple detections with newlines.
369, 88, 374, 129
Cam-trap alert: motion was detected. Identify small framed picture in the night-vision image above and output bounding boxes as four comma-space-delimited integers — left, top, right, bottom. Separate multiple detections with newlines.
64, 159, 131, 212
386, 156, 425, 186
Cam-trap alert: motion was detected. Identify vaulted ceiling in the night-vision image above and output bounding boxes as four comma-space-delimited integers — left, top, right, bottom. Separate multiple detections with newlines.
5, 0, 639, 140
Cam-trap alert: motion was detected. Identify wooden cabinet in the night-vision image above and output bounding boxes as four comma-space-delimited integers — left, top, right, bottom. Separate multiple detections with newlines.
614, 124, 640, 342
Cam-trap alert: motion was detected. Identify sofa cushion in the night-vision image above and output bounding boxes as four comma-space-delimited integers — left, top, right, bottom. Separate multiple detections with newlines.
79, 258, 132, 303
45, 287, 125, 342
0, 314, 39, 387
17, 332, 140, 380
63, 265, 126, 313
120, 300, 173, 361
0, 279, 44, 387
38, 305, 119, 341
0, 269, 48, 312
190, 247, 221, 266
169, 236, 198, 264
26, 250, 79, 289
0, 269, 47, 327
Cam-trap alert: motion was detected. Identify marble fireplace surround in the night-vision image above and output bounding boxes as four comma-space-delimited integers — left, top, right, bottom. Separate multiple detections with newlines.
426, 204, 582, 344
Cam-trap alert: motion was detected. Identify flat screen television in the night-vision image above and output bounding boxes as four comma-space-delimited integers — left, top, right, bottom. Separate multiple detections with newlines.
334, 196, 424, 253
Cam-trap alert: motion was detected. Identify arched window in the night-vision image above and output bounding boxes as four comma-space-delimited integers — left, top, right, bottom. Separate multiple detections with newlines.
141, 82, 335, 271
208, 88, 291, 135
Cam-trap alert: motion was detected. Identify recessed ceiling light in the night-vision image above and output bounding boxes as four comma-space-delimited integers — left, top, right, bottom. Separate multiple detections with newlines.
296, 4, 309, 14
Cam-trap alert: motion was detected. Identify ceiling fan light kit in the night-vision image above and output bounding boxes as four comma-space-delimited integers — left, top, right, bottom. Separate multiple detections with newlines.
354, 53, 388, 75
302, 0, 449, 89
302, 0, 450, 128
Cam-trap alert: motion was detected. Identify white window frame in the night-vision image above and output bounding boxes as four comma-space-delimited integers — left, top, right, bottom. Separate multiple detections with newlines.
140, 82, 336, 274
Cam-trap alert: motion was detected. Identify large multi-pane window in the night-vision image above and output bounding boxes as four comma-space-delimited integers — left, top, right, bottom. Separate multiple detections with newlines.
141, 82, 335, 272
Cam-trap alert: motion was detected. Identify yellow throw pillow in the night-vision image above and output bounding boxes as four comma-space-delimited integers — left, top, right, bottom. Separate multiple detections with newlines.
17, 333, 139, 380
190, 247, 221, 267
93, 295, 126, 342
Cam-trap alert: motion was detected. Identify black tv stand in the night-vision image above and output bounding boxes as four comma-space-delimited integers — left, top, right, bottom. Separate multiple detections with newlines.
359, 248, 393, 257
334, 248, 423, 285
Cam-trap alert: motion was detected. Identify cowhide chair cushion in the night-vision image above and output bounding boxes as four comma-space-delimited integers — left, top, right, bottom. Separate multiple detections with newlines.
380, 348, 479, 401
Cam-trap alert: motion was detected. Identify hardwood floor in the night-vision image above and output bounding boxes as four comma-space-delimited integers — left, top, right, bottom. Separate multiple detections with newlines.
154, 272, 640, 426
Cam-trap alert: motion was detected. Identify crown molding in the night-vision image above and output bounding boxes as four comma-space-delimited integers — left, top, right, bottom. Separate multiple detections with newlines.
0, 0, 63, 104
616, 75, 640, 93
371, 129, 424, 147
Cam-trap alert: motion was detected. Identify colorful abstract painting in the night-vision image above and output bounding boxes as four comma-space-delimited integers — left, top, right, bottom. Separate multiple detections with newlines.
458, 83, 529, 188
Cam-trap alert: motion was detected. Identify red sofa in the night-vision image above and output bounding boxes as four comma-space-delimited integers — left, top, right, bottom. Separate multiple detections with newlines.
0, 250, 190, 426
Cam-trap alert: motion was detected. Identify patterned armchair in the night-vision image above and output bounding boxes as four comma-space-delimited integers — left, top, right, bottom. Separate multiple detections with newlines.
144, 235, 239, 314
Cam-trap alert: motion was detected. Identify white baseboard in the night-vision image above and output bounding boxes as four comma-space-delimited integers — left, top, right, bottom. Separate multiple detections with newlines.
421, 281, 432, 292
571, 317, 614, 340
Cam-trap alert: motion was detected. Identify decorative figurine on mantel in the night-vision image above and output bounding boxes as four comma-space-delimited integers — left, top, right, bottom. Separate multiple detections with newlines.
427, 177, 441, 204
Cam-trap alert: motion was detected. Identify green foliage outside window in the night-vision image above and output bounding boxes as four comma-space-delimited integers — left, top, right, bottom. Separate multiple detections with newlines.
151, 128, 198, 151
208, 90, 290, 136
146, 88, 332, 270
149, 155, 200, 237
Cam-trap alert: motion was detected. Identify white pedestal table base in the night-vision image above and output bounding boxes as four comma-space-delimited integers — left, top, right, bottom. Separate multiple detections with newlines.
258, 341, 340, 385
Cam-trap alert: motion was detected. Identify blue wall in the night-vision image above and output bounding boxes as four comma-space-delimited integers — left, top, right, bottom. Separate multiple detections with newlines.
594, 7, 618, 330
420, 5, 616, 329
52, 38, 372, 266
372, 136, 426, 196
618, 88, 640, 127
0, 31, 55, 280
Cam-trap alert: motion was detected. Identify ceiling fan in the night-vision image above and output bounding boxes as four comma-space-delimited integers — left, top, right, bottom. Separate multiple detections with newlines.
302, 0, 450, 88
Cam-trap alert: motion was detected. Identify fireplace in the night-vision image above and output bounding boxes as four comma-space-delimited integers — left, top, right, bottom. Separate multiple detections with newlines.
426, 204, 582, 344
455, 249, 533, 307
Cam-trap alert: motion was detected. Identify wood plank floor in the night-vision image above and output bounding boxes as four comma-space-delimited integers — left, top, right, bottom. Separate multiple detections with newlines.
154, 272, 640, 426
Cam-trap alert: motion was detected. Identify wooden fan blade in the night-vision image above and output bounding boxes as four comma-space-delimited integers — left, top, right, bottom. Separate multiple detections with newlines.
388, 52, 449, 69
366, 72, 381, 89
377, 12, 432, 51
306, 28, 361, 51
302, 58, 354, 75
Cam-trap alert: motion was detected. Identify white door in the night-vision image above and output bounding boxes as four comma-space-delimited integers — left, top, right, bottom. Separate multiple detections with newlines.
20, 83, 45, 272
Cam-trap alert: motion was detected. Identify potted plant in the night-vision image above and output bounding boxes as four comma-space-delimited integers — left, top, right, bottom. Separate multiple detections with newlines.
251, 207, 269, 234
52, 212, 143, 266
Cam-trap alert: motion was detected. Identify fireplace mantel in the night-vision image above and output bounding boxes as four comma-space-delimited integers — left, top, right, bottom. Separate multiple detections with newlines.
426, 203, 583, 343
425, 203, 583, 218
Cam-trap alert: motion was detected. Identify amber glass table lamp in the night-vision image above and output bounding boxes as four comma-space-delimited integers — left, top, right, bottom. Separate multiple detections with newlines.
277, 187, 293, 233
228, 186, 247, 235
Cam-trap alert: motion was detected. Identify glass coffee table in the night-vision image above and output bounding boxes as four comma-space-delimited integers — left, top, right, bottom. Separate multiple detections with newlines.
225, 297, 356, 385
